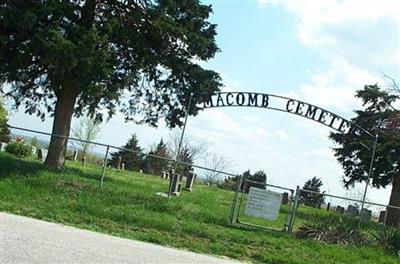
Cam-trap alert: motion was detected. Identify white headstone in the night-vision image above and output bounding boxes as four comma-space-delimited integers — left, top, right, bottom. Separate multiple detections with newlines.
245, 187, 282, 221
38, 148, 48, 161
31, 146, 37, 156
0, 142, 7, 152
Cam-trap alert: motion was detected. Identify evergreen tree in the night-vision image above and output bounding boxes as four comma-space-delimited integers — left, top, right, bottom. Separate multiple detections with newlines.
144, 138, 170, 176
241, 170, 267, 192
330, 85, 400, 226
0, 1, 221, 168
300, 177, 325, 208
111, 134, 143, 171
176, 146, 193, 177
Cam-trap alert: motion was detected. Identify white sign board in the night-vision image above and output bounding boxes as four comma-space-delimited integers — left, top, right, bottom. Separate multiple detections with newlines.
245, 187, 282, 220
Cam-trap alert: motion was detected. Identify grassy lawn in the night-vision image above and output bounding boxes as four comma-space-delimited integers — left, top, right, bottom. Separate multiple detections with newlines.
0, 152, 397, 264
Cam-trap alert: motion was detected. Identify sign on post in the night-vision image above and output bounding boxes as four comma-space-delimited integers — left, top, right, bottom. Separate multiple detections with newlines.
245, 187, 282, 220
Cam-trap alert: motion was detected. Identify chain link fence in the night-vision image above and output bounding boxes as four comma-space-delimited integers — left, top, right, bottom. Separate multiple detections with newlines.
290, 188, 400, 232
1, 125, 238, 201
1, 125, 399, 234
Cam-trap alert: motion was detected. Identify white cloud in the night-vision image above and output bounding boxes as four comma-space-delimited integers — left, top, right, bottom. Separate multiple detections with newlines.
268, 0, 399, 113
258, 0, 282, 6
299, 58, 380, 112
284, 0, 400, 47
275, 129, 289, 140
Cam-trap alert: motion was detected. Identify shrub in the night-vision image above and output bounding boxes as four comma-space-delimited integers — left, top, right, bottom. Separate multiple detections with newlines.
296, 216, 369, 246
5, 141, 32, 158
371, 226, 400, 257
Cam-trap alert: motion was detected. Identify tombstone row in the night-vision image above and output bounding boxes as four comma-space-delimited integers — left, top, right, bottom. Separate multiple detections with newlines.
333, 204, 375, 222
163, 170, 196, 196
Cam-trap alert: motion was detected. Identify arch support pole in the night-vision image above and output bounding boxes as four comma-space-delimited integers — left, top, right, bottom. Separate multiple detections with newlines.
168, 93, 193, 199
358, 134, 379, 228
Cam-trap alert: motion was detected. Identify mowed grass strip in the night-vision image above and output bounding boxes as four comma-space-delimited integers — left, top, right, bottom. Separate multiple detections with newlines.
0, 153, 397, 264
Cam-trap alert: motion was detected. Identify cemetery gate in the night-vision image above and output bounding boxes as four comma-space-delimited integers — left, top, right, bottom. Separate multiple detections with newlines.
173, 91, 379, 231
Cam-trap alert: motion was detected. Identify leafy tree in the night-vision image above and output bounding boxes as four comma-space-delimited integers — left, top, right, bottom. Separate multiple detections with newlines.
330, 85, 400, 226
0, 99, 10, 142
0, 1, 221, 168
72, 116, 102, 158
111, 134, 143, 171
299, 177, 325, 208
241, 170, 267, 193
143, 138, 170, 176
218, 176, 237, 191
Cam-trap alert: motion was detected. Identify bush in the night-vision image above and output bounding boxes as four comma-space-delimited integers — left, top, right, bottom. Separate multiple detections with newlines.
218, 177, 237, 191
371, 226, 400, 257
295, 216, 369, 246
5, 141, 32, 158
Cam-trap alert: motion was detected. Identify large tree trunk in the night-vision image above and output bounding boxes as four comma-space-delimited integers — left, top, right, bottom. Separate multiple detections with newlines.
386, 173, 400, 227
44, 86, 78, 168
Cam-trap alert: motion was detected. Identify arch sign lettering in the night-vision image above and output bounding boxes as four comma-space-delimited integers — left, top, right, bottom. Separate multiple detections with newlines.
198, 92, 372, 137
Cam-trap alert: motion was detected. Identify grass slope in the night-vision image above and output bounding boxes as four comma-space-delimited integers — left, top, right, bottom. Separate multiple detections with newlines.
0, 153, 396, 264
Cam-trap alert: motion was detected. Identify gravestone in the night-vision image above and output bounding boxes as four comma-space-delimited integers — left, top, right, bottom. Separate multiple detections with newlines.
82, 156, 86, 166
31, 146, 37, 156
184, 172, 195, 191
0, 142, 7, 152
73, 150, 78, 161
379, 211, 386, 223
169, 173, 180, 195
117, 156, 122, 169
161, 171, 167, 179
37, 148, 48, 161
281, 192, 289, 205
326, 202, 331, 211
121, 163, 125, 170
360, 208, 372, 222
346, 205, 359, 216
335, 206, 344, 214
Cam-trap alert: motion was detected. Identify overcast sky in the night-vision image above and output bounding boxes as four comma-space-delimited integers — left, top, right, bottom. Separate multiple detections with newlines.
8, 0, 400, 206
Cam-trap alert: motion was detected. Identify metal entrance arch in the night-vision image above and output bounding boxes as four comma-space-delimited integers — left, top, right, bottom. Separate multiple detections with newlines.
170, 91, 378, 229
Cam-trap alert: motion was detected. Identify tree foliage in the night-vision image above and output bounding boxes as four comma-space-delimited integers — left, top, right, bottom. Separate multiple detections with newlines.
0, 0, 221, 167
110, 134, 143, 171
241, 170, 267, 192
0, 99, 10, 142
219, 170, 267, 192
299, 177, 325, 208
167, 130, 207, 163
143, 138, 170, 176
176, 146, 193, 177
330, 84, 400, 226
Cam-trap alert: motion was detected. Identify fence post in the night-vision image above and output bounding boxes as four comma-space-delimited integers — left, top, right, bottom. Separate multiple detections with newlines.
168, 93, 193, 199
284, 189, 295, 232
99, 145, 110, 189
358, 134, 379, 229
229, 175, 243, 224
288, 185, 300, 234
383, 209, 388, 227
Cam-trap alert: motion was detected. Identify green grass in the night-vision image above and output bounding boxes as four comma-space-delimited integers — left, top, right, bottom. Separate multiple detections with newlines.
0, 152, 397, 264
